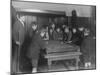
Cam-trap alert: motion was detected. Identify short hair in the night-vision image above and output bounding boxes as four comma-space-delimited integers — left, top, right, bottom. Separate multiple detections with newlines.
16, 13, 25, 19
30, 22, 37, 26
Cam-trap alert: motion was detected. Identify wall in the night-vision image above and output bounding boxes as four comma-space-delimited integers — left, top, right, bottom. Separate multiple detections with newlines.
12, 1, 93, 17
12, 1, 96, 36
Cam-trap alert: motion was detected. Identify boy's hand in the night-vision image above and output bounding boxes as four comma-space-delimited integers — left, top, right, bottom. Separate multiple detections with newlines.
16, 41, 20, 45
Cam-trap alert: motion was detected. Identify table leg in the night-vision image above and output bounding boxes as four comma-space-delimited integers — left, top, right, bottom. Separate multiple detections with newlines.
48, 59, 52, 71
76, 57, 80, 70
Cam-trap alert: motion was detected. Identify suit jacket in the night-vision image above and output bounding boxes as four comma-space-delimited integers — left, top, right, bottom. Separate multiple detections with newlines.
27, 31, 45, 59
71, 31, 84, 46
12, 19, 26, 72
81, 36, 95, 62
53, 31, 63, 40
12, 20, 25, 45
63, 31, 72, 42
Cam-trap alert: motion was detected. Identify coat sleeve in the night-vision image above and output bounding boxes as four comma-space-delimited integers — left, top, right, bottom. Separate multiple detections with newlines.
37, 33, 46, 49
68, 31, 72, 41
12, 21, 25, 45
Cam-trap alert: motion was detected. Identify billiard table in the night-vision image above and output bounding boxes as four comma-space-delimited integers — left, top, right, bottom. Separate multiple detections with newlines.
44, 40, 82, 70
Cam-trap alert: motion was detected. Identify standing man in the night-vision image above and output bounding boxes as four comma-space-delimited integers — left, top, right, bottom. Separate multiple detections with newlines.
12, 13, 26, 73
48, 22, 56, 40
54, 27, 63, 41
27, 22, 45, 73
81, 28, 92, 68
12, 14, 25, 45
71, 28, 84, 46
63, 27, 72, 42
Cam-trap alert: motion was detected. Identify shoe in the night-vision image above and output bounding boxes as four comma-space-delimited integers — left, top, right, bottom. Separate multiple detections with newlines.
88, 62, 91, 67
85, 62, 91, 69
32, 68, 37, 73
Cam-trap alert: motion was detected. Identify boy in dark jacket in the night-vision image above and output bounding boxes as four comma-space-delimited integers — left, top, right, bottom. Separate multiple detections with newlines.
27, 22, 45, 73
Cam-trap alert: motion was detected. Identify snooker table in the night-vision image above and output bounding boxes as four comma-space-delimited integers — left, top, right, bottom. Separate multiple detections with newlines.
44, 40, 82, 70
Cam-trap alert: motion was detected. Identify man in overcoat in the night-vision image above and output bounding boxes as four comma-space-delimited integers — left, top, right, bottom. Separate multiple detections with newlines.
12, 10, 26, 73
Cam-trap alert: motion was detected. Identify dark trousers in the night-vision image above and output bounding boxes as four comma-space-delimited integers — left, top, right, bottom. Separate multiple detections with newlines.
11, 41, 20, 74
31, 59, 38, 68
